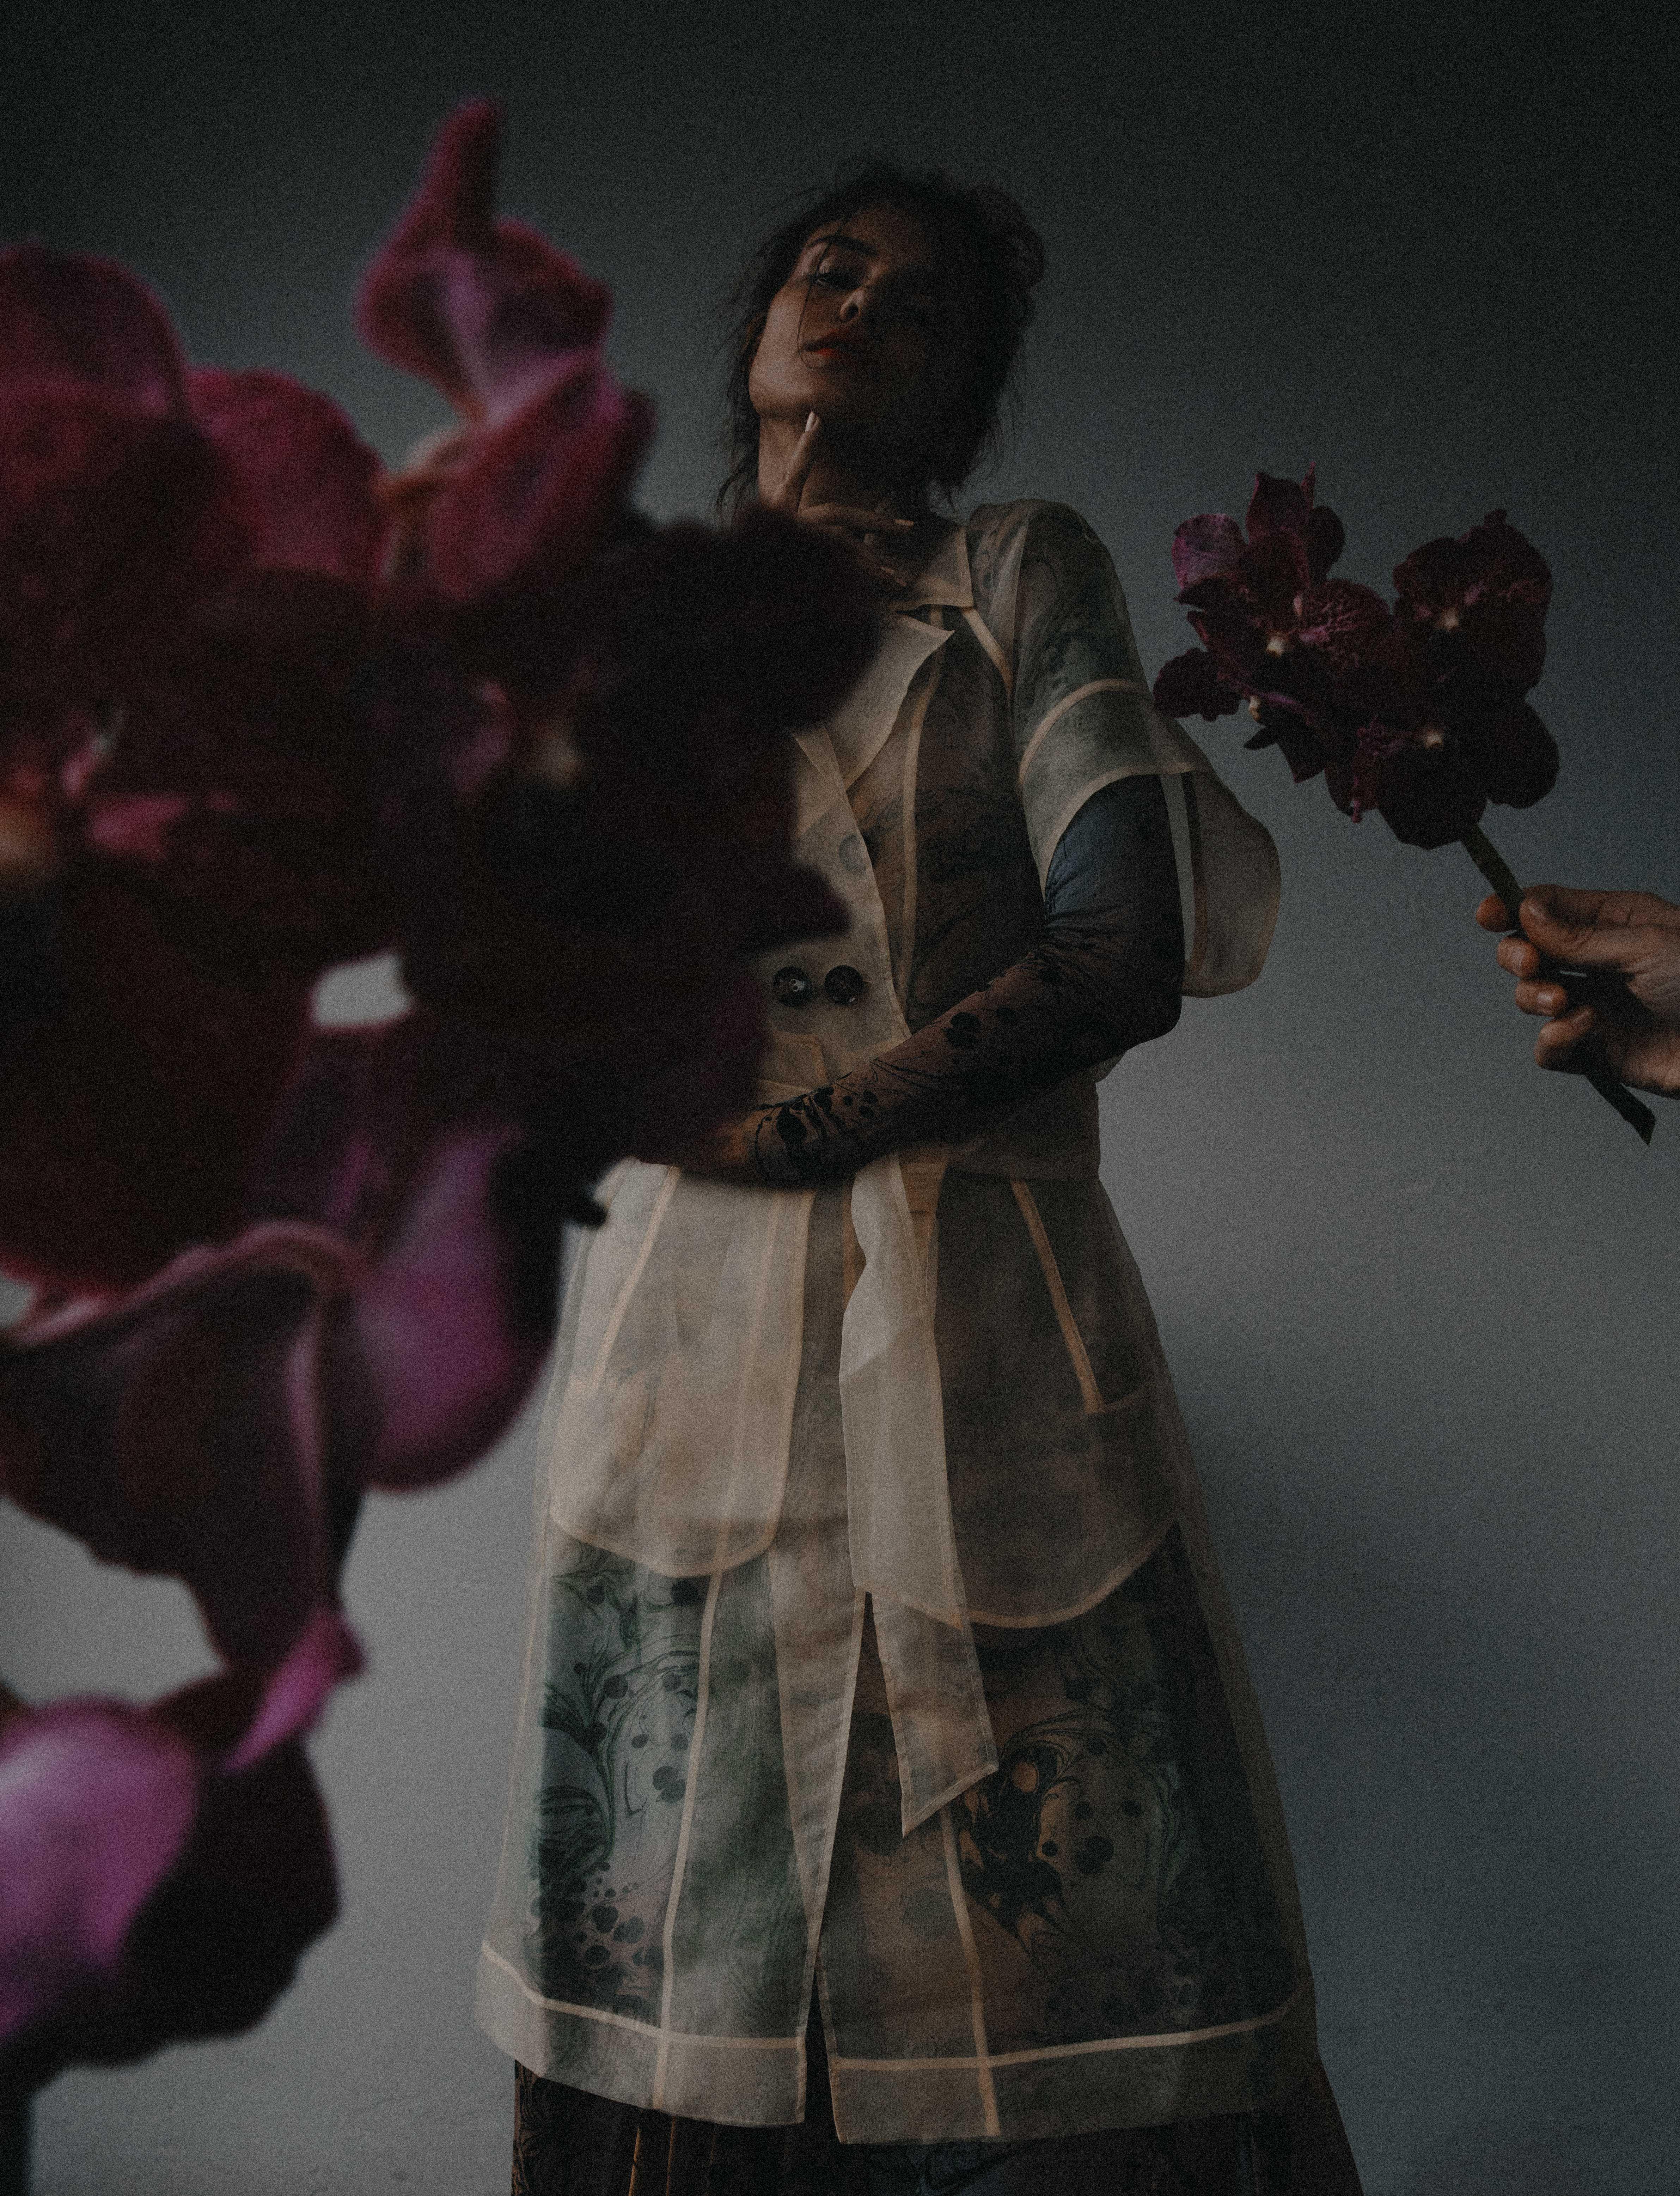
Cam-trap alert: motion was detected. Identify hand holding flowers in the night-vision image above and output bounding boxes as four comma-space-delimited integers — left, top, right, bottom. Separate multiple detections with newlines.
1477, 885, 1680, 1098
1153, 469, 1655, 1140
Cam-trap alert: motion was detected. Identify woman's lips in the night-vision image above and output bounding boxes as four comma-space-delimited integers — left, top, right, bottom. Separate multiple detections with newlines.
804, 333, 870, 361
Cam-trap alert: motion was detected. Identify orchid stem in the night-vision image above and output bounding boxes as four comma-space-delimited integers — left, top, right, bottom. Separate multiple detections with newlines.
1459, 826, 1656, 1145
1459, 825, 1525, 920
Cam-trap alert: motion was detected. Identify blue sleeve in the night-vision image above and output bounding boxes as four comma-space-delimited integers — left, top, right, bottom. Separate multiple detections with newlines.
1042, 774, 1184, 999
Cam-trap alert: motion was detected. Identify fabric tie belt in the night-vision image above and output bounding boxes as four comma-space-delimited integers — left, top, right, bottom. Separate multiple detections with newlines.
839, 1152, 997, 1830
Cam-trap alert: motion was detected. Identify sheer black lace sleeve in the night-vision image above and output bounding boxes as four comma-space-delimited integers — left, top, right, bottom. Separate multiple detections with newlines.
750, 772, 1183, 1186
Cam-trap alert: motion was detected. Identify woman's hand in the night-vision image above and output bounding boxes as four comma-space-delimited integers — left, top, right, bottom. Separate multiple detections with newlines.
1477, 885, 1680, 1098
630, 1107, 776, 1187
635, 1088, 863, 1189
763, 413, 920, 595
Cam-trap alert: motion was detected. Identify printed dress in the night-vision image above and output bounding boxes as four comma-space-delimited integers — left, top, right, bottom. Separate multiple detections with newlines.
477, 501, 1319, 2146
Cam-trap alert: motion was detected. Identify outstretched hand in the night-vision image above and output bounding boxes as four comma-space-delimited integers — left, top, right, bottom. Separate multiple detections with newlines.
1477, 884, 1680, 1098
763, 413, 920, 595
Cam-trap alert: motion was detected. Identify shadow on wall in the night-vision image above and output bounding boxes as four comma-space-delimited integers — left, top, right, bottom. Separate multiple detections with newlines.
0, 2094, 28, 2196
1167, 1358, 1676, 2196
1403, 2136, 1627, 2196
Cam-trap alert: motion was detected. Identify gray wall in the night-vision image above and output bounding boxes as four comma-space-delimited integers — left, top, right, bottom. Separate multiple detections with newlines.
2, 2, 1676, 2189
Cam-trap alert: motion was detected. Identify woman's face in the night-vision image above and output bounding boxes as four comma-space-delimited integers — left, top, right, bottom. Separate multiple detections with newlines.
747, 203, 960, 468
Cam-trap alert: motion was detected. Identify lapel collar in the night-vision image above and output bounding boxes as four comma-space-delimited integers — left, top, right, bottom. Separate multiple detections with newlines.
790, 519, 972, 815
791, 726, 847, 835
894, 518, 972, 613
826, 612, 950, 789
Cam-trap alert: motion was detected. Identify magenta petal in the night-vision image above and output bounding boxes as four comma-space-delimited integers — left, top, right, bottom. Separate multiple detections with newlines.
0, 1702, 200, 2046
239, 1023, 416, 1241
4, 1734, 342, 2088
358, 100, 613, 427
1152, 647, 1242, 721
69, 1736, 337, 2078
0, 247, 188, 415
335, 1119, 555, 1489
1170, 512, 1246, 591
421, 364, 654, 599
1391, 529, 1470, 614
0, 1227, 355, 1664
81, 792, 193, 861
188, 369, 385, 584
244, 1021, 562, 1492
222, 1608, 362, 1772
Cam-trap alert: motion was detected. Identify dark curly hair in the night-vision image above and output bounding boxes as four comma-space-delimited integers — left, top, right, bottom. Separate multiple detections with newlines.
717, 164, 1045, 516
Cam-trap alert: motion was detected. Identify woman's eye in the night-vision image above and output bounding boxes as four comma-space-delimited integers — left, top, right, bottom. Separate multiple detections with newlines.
810, 263, 860, 291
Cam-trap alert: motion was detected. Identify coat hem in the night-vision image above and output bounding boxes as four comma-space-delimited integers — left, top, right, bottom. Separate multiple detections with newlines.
478, 1944, 1318, 2145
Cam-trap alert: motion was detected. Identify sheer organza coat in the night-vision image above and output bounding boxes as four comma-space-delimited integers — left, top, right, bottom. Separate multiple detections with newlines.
477, 502, 1320, 2146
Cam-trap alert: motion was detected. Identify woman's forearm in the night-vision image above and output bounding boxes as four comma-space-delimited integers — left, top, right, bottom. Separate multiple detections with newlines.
748, 936, 1179, 1185
747, 772, 1185, 1185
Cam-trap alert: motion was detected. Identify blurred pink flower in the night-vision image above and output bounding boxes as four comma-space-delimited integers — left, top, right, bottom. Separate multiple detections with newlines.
0, 1611, 358, 2091
0, 96, 873, 2085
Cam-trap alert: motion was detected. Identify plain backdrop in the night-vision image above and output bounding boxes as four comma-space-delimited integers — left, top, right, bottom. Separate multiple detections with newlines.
2, 2, 1676, 2190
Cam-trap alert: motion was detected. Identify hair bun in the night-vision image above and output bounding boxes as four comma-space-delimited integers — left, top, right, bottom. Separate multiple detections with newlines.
969, 185, 1046, 297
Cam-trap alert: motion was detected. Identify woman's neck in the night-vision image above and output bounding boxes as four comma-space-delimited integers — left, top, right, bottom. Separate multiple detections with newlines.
755, 415, 924, 519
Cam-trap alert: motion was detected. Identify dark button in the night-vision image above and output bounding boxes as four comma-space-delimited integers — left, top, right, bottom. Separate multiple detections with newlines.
823, 964, 868, 1006
772, 965, 815, 1007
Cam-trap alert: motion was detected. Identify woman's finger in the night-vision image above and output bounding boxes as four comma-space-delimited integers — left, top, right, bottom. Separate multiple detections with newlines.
1513, 978, 1570, 1017
1496, 935, 1542, 980
767, 412, 824, 512
796, 502, 917, 536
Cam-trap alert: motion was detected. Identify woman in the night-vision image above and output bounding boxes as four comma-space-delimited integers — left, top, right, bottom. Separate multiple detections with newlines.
479, 167, 1362, 2194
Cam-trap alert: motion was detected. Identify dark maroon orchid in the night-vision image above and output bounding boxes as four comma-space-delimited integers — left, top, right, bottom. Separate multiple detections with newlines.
1152, 469, 1557, 851
1392, 508, 1551, 692
0, 95, 874, 2087
1153, 469, 1649, 1141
